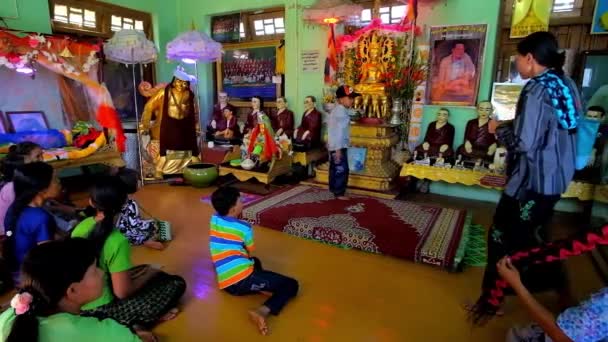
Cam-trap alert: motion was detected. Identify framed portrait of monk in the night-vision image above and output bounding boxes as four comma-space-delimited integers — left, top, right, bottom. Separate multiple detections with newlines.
427, 24, 487, 107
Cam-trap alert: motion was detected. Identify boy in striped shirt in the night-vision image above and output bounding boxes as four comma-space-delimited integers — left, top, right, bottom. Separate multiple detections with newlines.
209, 186, 299, 335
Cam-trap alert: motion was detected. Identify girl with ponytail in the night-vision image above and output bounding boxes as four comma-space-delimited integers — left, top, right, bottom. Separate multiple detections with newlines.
71, 176, 186, 333
4, 162, 60, 278
0, 142, 43, 235
0, 238, 148, 342
470, 225, 608, 342
468, 31, 583, 319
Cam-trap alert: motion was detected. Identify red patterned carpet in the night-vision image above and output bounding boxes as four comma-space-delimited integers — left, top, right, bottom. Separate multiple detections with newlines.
242, 185, 472, 270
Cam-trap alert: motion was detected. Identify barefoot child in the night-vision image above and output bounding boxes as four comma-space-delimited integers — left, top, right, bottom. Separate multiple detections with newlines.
114, 168, 165, 250
209, 186, 299, 335
0, 238, 154, 342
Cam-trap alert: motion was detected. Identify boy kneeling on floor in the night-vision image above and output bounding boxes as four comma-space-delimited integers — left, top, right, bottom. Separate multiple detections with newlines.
209, 186, 299, 336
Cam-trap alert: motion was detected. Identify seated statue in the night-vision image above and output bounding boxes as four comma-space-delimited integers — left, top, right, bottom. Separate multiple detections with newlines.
214, 106, 242, 146
243, 96, 265, 136
206, 92, 236, 141
270, 97, 294, 138
456, 101, 497, 162
242, 111, 281, 167
415, 108, 455, 159
293, 95, 322, 152
353, 32, 390, 119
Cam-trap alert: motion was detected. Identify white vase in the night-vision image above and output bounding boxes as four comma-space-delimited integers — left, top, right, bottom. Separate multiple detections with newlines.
389, 99, 402, 125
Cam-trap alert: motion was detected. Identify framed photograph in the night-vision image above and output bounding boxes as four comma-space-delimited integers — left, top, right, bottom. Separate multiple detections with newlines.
0, 112, 6, 134
591, 0, 608, 35
427, 24, 488, 106
6, 111, 49, 132
347, 147, 367, 172
491, 83, 525, 121
216, 40, 282, 107
212, 14, 241, 43
578, 50, 608, 107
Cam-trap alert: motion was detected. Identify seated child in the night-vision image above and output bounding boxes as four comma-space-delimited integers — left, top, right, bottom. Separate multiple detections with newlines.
209, 186, 299, 335
72, 176, 186, 330
114, 168, 165, 250
0, 142, 43, 235
4, 162, 61, 282
0, 238, 153, 342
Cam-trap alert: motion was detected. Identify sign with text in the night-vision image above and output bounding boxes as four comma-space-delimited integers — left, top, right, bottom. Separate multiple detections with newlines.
301, 50, 320, 72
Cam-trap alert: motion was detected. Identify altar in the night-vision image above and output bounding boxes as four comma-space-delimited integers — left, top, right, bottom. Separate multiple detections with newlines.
315, 123, 400, 191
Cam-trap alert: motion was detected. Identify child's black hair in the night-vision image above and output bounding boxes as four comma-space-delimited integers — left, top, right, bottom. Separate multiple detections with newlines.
588, 105, 606, 117
115, 167, 139, 195
87, 176, 128, 255
7, 238, 97, 342
4, 162, 55, 269
0, 142, 42, 184
210, 186, 240, 216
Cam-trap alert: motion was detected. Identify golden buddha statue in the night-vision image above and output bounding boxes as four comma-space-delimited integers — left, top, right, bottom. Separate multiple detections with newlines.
139, 66, 200, 179
353, 32, 393, 119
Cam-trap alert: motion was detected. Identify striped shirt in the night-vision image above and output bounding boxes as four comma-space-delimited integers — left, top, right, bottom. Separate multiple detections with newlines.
497, 75, 581, 200
209, 215, 255, 289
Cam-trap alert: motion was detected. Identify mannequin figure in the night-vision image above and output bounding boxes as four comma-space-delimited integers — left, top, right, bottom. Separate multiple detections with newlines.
415, 108, 455, 159
207, 92, 236, 140
214, 107, 242, 145
457, 101, 497, 162
270, 97, 295, 138
294, 96, 323, 152
244, 96, 265, 136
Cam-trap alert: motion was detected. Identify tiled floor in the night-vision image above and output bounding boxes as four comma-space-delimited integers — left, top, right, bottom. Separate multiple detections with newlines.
83, 184, 608, 341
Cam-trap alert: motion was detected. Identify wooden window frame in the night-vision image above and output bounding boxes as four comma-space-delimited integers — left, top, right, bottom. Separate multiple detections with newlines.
247, 10, 285, 42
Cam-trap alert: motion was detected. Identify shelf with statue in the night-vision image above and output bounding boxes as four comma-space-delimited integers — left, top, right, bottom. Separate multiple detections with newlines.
139, 66, 200, 181
414, 108, 455, 162
219, 110, 293, 184
292, 95, 327, 169
206, 91, 237, 142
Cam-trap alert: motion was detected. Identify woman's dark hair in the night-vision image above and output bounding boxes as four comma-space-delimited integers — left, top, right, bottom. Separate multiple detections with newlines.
469, 224, 608, 325
517, 31, 565, 74
88, 176, 127, 255
252, 96, 265, 110
4, 162, 54, 268
7, 238, 97, 342
115, 167, 139, 195
0, 142, 41, 184
306, 96, 317, 103
211, 186, 240, 216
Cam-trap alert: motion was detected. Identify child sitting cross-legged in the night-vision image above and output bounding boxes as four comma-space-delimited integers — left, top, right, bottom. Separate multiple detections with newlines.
209, 186, 299, 335
71, 176, 185, 333
0, 238, 154, 342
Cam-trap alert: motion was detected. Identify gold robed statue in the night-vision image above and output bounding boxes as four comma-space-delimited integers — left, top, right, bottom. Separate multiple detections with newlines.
139, 66, 200, 180
352, 31, 394, 119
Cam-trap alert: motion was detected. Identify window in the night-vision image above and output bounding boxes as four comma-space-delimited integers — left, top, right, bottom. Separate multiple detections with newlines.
52, 4, 97, 29
359, 5, 407, 25
50, 0, 151, 38
239, 22, 245, 38
253, 17, 285, 36
551, 0, 583, 17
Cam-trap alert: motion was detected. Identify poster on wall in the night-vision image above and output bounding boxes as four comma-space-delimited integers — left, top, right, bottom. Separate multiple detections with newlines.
211, 14, 241, 43
218, 43, 278, 100
301, 50, 320, 72
426, 24, 487, 107
510, 0, 553, 38
491, 83, 525, 121
591, 0, 608, 35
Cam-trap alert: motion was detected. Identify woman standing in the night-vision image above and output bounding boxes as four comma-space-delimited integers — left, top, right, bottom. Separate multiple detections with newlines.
470, 31, 582, 323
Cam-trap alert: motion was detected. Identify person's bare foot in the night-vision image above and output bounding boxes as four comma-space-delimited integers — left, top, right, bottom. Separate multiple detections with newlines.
144, 240, 165, 250
159, 308, 179, 322
248, 307, 270, 335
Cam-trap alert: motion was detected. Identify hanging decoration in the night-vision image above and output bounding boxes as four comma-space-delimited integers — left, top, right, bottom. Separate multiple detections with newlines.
166, 30, 222, 63
104, 29, 157, 65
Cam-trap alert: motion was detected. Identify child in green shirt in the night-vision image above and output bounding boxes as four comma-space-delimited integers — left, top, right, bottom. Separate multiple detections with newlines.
0, 238, 155, 342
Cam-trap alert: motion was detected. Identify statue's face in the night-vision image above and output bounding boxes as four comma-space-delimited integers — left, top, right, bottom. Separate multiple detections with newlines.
173, 79, 189, 92
437, 110, 449, 124
370, 48, 380, 60
304, 97, 315, 111
223, 108, 233, 118
477, 102, 493, 120
218, 93, 228, 104
586, 110, 604, 121
252, 98, 260, 110
276, 98, 287, 110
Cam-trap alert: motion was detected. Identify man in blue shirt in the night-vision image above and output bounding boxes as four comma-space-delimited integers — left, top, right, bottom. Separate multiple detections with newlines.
328, 85, 360, 199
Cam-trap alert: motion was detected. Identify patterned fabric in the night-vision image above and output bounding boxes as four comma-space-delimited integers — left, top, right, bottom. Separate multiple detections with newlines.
535, 70, 579, 130
116, 199, 157, 246
209, 215, 255, 289
506, 324, 549, 342
81, 271, 186, 328
242, 185, 469, 269
327, 104, 351, 151
556, 287, 608, 342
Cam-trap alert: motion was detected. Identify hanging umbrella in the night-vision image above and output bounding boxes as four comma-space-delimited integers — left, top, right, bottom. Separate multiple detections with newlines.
104, 29, 157, 65
166, 30, 222, 63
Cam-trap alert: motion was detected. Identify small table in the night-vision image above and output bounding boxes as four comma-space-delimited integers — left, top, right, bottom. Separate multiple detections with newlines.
218, 148, 293, 184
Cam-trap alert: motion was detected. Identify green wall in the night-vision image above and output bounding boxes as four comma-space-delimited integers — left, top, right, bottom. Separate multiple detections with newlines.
1, 0, 177, 81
